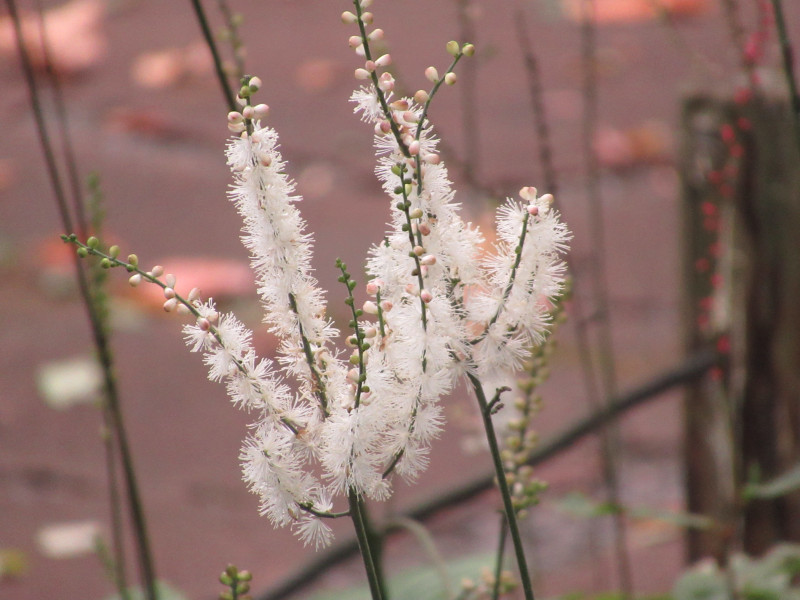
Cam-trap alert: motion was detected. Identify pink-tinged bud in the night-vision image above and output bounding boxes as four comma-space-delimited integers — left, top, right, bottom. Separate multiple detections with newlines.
425, 66, 439, 82
379, 120, 391, 134
519, 186, 537, 202
420, 265, 428, 277
418, 223, 431, 236
420, 290, 433, 303
408, 140, 420, 155
129, 273, 142, 287
348, 35, 362, 48
258, 151, 272, 167
163, 287, 176, 299
390, 99, 409, 111
228, 121, 246, 133
413, 245, 425, 256
355, 44, 366, 57
177, 303, 191, 315
444, 72, 457, 85
406, 283, 419, 296
378, 77, 394, 92
188, 287, 201, 302
360, 0, 373, 8
163, 298, 178, 312
402, 110, 418, 123
227, 111, 243, 123
151, 265, 164, 277
527, 205, 539, 216
207, 310, 219, 324
540, 193, 554, 205
364, 60, 376, 72
366, 279, 383, 295
165, 273, 176, 288
354, 68, 371, 80
242, 105, 255, 119
368, 28, 384, 41
364, 327, 377, 338
374, 54, 391, 68
362, 300, 379, 314
422, 153, 440, 165
421, 254, 437, 266
341, 11, 358, 24
236, 95, 248, 107
380, 300, 393, 312
198, 318, 211, 331
253, 103, 269, 119
360, 12, 373, 24
347, 368, 359, 383
462, 43, 475, 57
413, 90, 429, 104
248, 76, 262, 91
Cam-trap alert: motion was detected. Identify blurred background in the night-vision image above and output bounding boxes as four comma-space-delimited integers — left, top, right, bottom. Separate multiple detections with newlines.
2, 0, 799, 598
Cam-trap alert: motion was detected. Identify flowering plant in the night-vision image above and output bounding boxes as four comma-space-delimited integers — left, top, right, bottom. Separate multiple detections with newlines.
66, 1, 570, 597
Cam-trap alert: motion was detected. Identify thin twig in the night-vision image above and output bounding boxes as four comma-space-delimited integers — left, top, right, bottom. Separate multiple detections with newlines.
254, 349, 719, 600
189, 0, 237, 112
5, 2, 158, 598
770, 0, 800, 159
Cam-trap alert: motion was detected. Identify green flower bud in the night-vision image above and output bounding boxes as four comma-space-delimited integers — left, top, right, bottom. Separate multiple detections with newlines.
87, 236, 99, 249
100, 258, 112, 269
77, 247, 88, 258
462, 43, 475, 57
109, 245, 120, 259
446, 40, 460, 56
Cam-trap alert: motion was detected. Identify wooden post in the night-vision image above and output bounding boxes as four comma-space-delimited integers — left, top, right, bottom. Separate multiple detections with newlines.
681, 91, 800, 561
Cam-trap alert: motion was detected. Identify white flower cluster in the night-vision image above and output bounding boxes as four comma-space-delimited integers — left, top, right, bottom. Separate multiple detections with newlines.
179, 28, 569, 551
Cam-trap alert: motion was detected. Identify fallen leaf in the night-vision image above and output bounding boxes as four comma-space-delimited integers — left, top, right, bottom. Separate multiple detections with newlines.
36, 520, 101, 559
561, 0, 712, 23
0, 0, 106, 75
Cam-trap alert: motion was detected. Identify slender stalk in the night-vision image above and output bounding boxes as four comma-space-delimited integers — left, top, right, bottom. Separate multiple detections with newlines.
467, 373, 534, 600
6, 3, 158, 598
348, 490, 386, 600
189, 0, 237, 112
580, 0, 632, 593
770, 0, 800, 159
491, 514, 508, 600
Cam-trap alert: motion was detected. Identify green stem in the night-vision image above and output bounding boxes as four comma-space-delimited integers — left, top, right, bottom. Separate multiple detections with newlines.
348, 490, 386, 600
491, 514, 508, 600
467, 373, 534, 600
189, 0, 237, 112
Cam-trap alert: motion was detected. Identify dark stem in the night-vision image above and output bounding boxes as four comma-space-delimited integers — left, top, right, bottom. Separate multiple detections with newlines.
348, 490, 386, 600
770, 0, 800, 159
467, 374, 534, 600
6, 5, 158, 596
491, 514, 508, 600
189, 0, 237, 112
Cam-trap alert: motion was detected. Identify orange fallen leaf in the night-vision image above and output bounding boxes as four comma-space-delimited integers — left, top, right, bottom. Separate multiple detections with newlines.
0, 0, 106, 75
561, 0, 712, 23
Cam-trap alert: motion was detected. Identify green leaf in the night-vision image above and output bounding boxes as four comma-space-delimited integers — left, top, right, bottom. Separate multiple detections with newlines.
743, 463, 800, 500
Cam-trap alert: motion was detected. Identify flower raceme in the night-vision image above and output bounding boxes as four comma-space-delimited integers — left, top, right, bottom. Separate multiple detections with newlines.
78, 18, 570, 550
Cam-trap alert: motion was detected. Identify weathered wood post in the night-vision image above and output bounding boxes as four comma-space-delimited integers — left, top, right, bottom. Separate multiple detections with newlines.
681, 89, 800, 561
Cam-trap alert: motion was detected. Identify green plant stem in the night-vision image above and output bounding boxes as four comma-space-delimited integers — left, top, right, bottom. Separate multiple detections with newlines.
467, 373, 534, 600
6, 3, 158, 598
770, 0, 800, 159
348, 490, 386, 600
491, 514, 508, 600
189, 0, 237, 112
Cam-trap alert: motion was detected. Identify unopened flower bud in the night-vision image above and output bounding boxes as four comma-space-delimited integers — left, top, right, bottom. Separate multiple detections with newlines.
425, 66, 439, 82
368, 28, 384, 41
527, 204, 539, 216
177, 303, 191, 315
242, 105, 255, 119
228, 111, 243, 123
151, 265, 164, 277
366, 279, 383, 295
413, 245, 425, 256
420, 290, 433, 303
462, 43, 475, 57
418, 222, 431, 235
207, 310, 219, 324
413, 90, 429, 104
364, 327, 377, 338
341, 11, 358, 24
165, 273, 176, 288
129, 273, 142, 287
348, 35, 362, 48
228, 121, 246, 133
188, 287, 201, 302
380, 300, 393, 312
347, 368, 359, 383
374, 54, 391, 68
409, 207, 423, 219
253, 104, 269, 119
127, 254, 139, 267
390, 99, 409, 111
540, 193, 554, 205
444, 72, 457, 85
519, 186, 538, 202
408, 140, 420, 155
163, 298, 178, 312
422, 153, 440, 165
198, 318, 211, 331
360, 0, 373, 8
108, 245, 120, 259
364, 60, 376, 72
355, 68, 371, 80
163, 287, 176, 299
87, 236, 100, 249
405, 283, 419, 296
248, 76, 262, 92
360, 12, 373, 24
346, 335, 358, 347
421, 254, 437, 265
446, 40, 460, 56
362, 300, 379, 314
